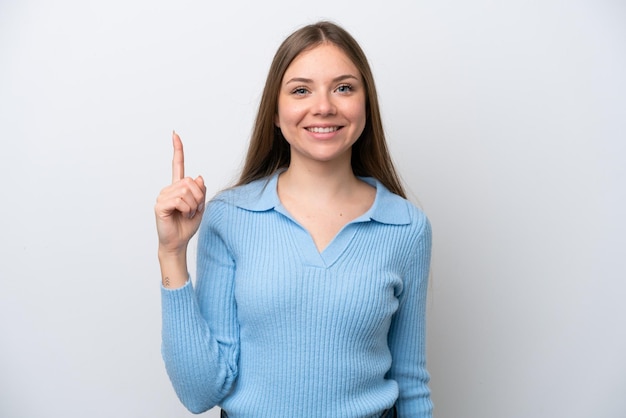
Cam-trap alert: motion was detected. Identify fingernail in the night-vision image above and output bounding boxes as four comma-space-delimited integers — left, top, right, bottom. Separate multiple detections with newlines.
198, 202, 204, 212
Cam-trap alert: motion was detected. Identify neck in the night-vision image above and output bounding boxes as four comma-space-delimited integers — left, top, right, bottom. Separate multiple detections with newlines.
279, 158, 360, 202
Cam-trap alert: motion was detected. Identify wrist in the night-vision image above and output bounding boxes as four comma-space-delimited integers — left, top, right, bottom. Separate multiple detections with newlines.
158, 245, 187, 261
158, 247, 189, 289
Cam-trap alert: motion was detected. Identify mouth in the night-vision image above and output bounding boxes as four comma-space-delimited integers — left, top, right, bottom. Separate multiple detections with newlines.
305, 126, 341, 134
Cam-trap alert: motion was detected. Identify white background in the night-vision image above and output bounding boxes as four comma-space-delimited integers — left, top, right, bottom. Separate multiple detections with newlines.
1, 1, 625, 417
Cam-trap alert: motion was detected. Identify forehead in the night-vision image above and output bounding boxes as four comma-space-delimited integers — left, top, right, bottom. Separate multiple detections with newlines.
283, 43, 361, 80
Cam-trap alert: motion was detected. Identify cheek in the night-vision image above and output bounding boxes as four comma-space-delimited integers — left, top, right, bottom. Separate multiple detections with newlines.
349, 102, 367, 131
276, 103, 305, 129
345, 93, 367, 122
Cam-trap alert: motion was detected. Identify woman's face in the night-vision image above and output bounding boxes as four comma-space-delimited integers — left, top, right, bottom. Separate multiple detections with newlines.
275, 43, 366, 167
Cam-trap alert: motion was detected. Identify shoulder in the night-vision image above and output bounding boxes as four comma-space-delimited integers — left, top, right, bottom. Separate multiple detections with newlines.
208, 176, 277, 212
393, 195, 431, 247
200, 176, 277, 231
366, 178, 430, 236
197, 179, 267, 238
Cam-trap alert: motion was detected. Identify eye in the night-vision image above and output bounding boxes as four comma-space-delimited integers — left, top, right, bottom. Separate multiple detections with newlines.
291, 87, 310, 96
336, 84, 353, 94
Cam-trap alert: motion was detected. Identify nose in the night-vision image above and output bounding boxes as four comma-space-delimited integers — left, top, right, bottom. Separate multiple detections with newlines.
313, 92, 336, 116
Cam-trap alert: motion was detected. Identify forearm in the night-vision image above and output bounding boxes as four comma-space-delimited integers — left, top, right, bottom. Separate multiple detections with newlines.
161, 282, 238, 413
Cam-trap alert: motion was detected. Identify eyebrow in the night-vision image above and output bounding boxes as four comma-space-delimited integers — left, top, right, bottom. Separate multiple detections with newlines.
284, 74, 360, 85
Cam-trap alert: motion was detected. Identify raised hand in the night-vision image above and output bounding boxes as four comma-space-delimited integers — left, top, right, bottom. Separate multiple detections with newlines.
155, 132, 207, 287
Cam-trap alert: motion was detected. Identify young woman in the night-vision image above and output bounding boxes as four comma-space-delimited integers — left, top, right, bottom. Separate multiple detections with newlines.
155, 21, 433, 418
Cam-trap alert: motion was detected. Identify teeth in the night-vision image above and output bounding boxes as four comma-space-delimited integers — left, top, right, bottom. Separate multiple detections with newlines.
307, 126, 339, 133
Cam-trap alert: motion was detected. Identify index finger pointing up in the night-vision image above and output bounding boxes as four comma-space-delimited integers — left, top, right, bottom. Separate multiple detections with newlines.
172, 131, 185, 183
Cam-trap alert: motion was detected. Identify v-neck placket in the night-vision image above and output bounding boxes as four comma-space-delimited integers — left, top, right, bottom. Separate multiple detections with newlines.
273, 201, 373, 269
232, 172, 412, 270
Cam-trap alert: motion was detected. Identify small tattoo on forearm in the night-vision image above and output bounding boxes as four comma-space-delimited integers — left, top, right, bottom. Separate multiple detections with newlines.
164, 277, 171, 287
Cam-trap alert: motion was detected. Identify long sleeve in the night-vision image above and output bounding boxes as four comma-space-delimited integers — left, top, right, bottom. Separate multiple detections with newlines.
386, 216, 433, 417
161, 200, 239, 413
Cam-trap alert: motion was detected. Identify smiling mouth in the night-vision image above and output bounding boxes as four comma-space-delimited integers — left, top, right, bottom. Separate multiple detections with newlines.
306, 126, 341, 133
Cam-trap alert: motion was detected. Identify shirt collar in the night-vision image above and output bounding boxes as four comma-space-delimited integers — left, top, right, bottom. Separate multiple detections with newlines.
232, 171, 411, 225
